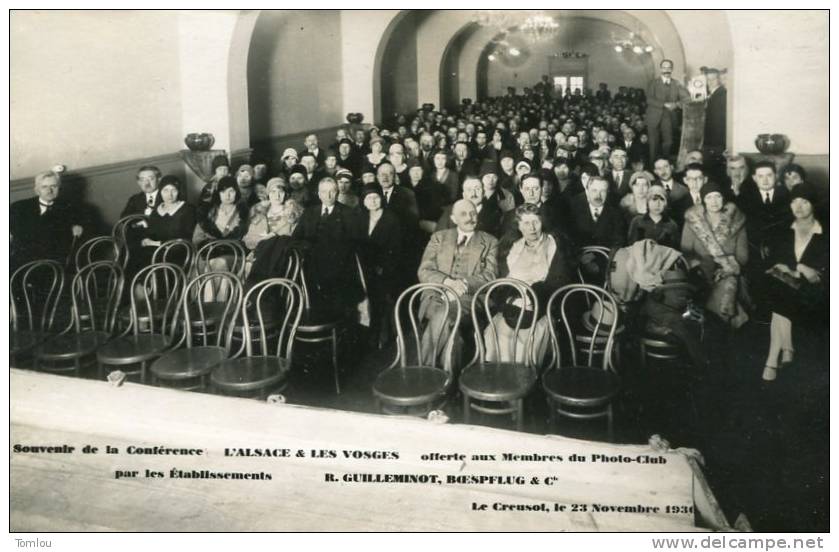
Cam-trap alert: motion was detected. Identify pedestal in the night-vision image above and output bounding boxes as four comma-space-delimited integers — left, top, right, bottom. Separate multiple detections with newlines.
179, 149, 227, 183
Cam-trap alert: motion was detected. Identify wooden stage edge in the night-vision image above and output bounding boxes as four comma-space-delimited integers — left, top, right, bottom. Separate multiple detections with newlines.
10, 369, 734, 532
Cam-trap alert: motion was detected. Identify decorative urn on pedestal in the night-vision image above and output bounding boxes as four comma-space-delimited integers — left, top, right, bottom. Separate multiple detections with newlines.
755, 134, 789, 155
184, 133, 216, 152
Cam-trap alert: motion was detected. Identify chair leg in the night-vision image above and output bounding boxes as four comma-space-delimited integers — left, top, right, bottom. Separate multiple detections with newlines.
547, 398, 556, 431
639, 341, 647, 373
607, 404, 614, 442
332, 328, 340, 395
74, 357, 81, 378
516, 399, 524, 431
463, 393, 471, 424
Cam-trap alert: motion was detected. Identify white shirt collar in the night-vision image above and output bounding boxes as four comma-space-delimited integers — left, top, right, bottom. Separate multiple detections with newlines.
456, 229, 474, 244
322, 204, 333, 215
589, 204, 603, 218
762, 188, 775, 200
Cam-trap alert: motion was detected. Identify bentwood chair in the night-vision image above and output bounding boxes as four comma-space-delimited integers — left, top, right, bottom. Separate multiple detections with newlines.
150, 272, 243, 391
576, 246, 612, 286
372, 282, 461, 416
576, 245, 624, 365
229, 249, 301, 358
75, 236, 120, 271
112, 214, 147, 270
459, 279, 540, 431
211, 278, 303, 399
542, 284, 621, 441
196, 240, 247, 278
293, 253, 367, 394
119, 239, 196, 330
34, 261, 124, 377
10, 260, 66, 366
97, 263, 185, 383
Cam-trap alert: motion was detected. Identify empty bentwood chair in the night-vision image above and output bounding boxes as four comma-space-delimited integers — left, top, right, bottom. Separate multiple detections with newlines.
10, 260, 66, 365
211, 278, 303, 399
150, 271, 243, 391
74, 236, 120, 271
459, 279, 540, 431
372, 282, 461, 416
96, 263, 185, 383
112, 214, 147, 270
34, 261, 124, 377
542, 284, 621, 441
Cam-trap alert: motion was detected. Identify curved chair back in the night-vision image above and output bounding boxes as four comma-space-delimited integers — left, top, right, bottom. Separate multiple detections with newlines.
392, 283, 461, 372
75, 236, 119, 270
283, 248, 302, 282
128, 263, 186, 337
546, 284, 619, 372
112, 214, 147, 269
296, 251, 366, 311
151, 239, 196, 275
196, 240, 247, 278
471, 278, 539, 369
182, 272, 243, 349
240, 278, 304, 362
577, 246, 612, 287
70, 261, 124, 333
10, 260, 65, 333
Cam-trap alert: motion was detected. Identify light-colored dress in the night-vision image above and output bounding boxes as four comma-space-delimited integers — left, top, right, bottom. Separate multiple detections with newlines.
484, 234, 556, 366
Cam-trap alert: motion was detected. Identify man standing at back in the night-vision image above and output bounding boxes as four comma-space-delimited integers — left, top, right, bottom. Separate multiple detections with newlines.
645, 59, 689, 166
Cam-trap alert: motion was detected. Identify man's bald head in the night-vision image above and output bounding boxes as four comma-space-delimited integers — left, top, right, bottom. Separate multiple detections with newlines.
450, 199, 478, 233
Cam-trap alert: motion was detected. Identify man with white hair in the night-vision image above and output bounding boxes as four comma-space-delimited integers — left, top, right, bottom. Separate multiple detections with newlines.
11, 170, 85, 270
417, 199, 498, 367
293, 177, 362, 317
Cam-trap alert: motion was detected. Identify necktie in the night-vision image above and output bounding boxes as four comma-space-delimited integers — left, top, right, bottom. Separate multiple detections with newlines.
147, 195, 155, 207
592, 208, 601, 222
385, 190, 391, 205
322, 207, 330, 218
39, 202, 52, 215
664, 78, 670, 85
764, 192, 771, 205
457, 234, 468, 249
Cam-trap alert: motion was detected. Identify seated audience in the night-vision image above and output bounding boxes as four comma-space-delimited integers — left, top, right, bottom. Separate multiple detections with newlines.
681, 182, 749, 327
356, 184, 403, 348
417, 199, 498, 368
11, 170, 84, 271
567, 176, 626, 248
243, 178, 299, 251
437, 176, 502, 238
619, 170, 654, 223
760, 184, 828, 381
292, 177, 363, 318
137, 175, 196, 268
193, 176, 250, 273
484, 203, 575, 365
627, 184, 680, 249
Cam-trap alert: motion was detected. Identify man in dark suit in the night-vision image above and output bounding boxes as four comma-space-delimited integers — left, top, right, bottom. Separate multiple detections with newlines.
121, 165, 163, 217
452, 141, 479, 184
722, 154, 756, 202
567, 176, 626, 249
417, 199, 498, 368
293, 177, 363, 318
703, 68, 727, 172
653, 157, 689, 204
670, 162, 708, 228
378, 162, 421, 286
436, 176, 502, 238
739, 161, 793, 258
606, 148, 632, 199
299, 133, 326, 167
620, 127, 647, 167
645, 59, 689, 165
500, 174, 562, 239
11, 170, 85, 270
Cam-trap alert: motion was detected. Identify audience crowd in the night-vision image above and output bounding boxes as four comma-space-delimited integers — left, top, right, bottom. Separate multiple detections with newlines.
11, 77, 829, 387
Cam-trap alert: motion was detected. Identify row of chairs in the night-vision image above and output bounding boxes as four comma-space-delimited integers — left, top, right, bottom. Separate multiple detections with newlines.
373, 279, 622, 438
11, 259, 305, 397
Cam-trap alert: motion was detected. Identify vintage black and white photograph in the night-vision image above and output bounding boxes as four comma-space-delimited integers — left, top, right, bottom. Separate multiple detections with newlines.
8, 7, 831, 536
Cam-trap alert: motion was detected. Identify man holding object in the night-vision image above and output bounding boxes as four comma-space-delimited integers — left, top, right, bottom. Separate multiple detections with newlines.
645, 59, 689, 166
